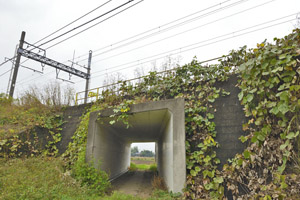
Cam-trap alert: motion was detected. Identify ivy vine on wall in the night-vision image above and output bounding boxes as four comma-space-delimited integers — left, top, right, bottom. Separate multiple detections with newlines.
64, 29, 300, 199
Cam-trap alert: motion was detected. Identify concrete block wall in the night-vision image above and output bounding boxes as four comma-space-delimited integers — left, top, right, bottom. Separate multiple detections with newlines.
57, 104, 90, 154
213, 75, 247, 166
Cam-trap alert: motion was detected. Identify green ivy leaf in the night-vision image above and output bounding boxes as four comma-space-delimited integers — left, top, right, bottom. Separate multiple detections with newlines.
266, 101, 276, 108
279, 54, 287, 59
290, 85, 300, 91
243, 150, 251, 159
280, 141, 289, 150
269, 106, 279, 115
257, 133, 265, 141
239, 136, 248, 143
277, 163, 286, 174
286, 131, 299, 139
239, 63, 246, 71
113, 109, 119, 113
278, 91, 289, 102
238, 91, 244, 101
213, 177, 224, 184
204, 182, 214, 190
190, 170, 197, 177
214, 158, 220, 164
207, 113, 214, 119
246, 94, 254, 102
261, 62, 269, 69
263, 195, 272, 200
278, 103, 289, 115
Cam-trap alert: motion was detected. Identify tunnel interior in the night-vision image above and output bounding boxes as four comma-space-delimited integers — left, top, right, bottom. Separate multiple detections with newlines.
86, 99, 186, 193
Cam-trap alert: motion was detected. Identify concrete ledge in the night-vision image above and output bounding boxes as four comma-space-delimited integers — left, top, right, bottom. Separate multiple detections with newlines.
86, 98, 186, 193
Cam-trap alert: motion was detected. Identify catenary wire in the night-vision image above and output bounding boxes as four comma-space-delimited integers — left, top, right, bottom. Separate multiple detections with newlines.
18, 12, 296, 86
87, 19, 296, 82
0, 57, 16, 67
0, 69, 11, 78
83, 15, 297, 80
91, 0, 275, 64
45, 0, 144, 50
20, 0, 113, 65
16, 0, 248, 81
16, 0, 144, 85
32, 0, 113, 46
70, 0, 233, 61
38, 0, 136, 48
15, 0, 246, 84
75, 0, 250, 63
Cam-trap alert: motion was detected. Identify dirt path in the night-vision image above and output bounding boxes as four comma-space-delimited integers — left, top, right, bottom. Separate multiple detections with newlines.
111, 170, 154, 198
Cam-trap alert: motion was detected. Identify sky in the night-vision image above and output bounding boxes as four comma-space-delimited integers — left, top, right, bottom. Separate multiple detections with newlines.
0, 0, 299, 151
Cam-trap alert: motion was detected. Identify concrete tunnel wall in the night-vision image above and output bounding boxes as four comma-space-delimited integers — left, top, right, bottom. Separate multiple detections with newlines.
94, 125, 131, 177
157, 112, 173, 191
86, 98, 186, 193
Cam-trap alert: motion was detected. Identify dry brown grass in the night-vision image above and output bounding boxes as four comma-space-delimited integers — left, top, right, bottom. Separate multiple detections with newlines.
151, 175, 167, 191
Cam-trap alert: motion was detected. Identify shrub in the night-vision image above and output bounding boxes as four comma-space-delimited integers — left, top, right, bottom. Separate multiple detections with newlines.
72, 151, 111, 196
151, 175, 167, 191
149, 164, 157, 172
128, 162, 137, 171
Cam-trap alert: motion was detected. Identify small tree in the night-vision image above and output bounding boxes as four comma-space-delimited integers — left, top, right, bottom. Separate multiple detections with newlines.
140, 150, 154, 157
131, 146, 139, 157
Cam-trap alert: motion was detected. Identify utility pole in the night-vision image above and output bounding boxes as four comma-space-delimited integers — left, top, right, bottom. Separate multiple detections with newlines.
84, 50, 92, 104
9, 31, 26, 98
8, 31, 90, 100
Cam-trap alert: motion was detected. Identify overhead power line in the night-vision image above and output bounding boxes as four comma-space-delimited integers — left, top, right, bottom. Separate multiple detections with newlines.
33, 0, 113, 46
18, 11, 296, 86
16, 2, 294, 87
16, 0, 144, 85
0, 57, 16, 67
70, 0, 239, 61
19, 0, 113, 65
19, 14, 296, 87
0, 69, 11, 78
15, 0, 243, 85
89, 0, 250, 59
45, 0, 144, 50
84, 13, 297, 80
38, 0, 136, 48
92, 0, 275, 64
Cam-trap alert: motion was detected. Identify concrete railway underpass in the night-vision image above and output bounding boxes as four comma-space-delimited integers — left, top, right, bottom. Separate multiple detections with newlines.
86, 98, 186, 193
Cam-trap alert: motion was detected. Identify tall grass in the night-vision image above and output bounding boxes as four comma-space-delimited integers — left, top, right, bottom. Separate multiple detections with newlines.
0, 83, 75, 140
19, 82, 75, 107
0, 156, 99, 200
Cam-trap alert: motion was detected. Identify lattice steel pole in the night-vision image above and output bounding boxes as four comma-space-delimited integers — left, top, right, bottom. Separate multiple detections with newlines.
84, 50, 92, 104
9, 31, 26, 98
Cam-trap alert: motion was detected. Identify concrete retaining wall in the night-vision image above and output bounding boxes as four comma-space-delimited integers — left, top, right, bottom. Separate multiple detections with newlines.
214, 75, 247, 166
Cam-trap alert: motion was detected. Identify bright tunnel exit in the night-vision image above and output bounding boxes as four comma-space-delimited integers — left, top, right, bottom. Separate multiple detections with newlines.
130, 142, 156, 171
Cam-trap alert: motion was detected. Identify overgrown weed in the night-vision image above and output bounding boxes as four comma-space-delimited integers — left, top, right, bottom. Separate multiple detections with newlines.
0, 156, 99, 200
151, 175, 167, 191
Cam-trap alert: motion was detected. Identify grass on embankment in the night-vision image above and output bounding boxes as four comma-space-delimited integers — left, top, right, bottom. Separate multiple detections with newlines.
0, 157, 177, 200
0, 156, 101, 200
130, 157, 157, 171
129, 162, 157, 171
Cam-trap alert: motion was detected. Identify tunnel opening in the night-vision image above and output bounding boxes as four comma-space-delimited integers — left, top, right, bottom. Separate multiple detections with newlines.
130, 142, 156, 171
86, 99, 186, 193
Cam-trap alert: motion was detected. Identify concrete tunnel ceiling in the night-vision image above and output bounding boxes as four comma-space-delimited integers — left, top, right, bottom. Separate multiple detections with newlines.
100, 109, 170, 142
86, 98, 186, 193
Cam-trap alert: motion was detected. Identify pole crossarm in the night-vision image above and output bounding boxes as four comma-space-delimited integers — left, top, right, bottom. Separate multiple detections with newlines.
18, 48, 90, 79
